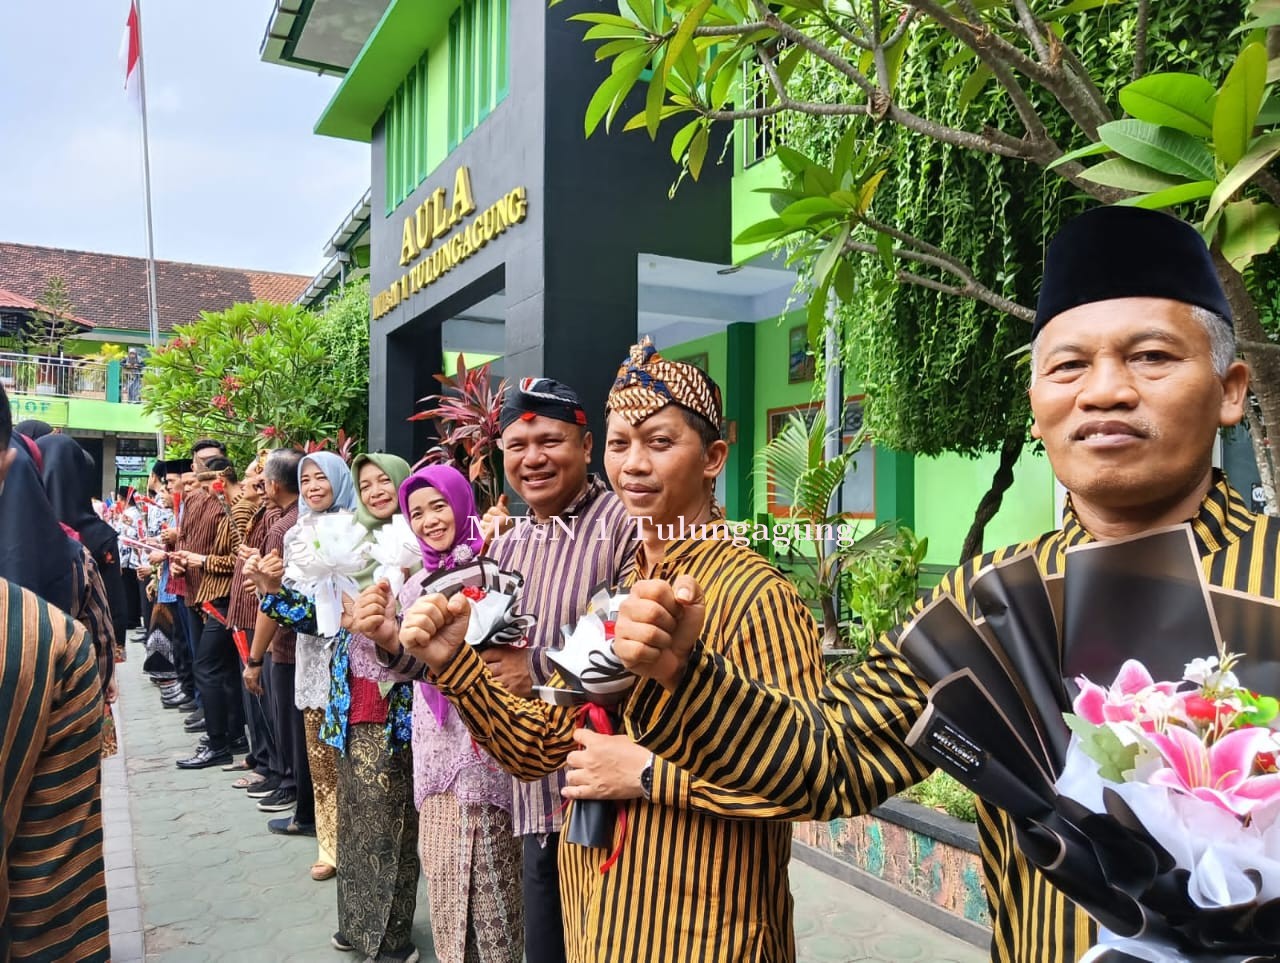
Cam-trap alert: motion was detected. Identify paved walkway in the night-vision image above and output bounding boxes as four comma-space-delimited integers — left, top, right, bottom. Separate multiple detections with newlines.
106, 652, 986, 962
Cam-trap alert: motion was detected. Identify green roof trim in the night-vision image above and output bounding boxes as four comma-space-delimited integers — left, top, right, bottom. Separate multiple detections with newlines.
314, 0, 457, 142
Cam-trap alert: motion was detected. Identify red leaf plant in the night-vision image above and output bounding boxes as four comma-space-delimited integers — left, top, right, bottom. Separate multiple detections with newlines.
408, 353, 509, 509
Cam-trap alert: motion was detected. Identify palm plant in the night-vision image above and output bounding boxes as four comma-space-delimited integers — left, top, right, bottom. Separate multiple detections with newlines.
409, 354, 509, 510
756, 410, 893, 647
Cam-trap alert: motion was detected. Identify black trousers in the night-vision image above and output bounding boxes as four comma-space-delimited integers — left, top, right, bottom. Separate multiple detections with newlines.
269, 658, 312, 820
137, 577, 153, 635
238, 633, 279, 778
164, 600, 196, 700
121, 568, 141, 630
192, 599, 244, 752
523, 832, 567, 963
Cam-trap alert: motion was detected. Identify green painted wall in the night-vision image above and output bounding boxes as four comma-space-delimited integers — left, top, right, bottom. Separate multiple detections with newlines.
731, 155, 783, 265
914, 447, 1056, 568
67, 398, 159, 434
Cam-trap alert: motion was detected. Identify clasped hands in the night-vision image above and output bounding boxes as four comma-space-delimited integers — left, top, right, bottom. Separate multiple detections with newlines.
240, 547, 284, 596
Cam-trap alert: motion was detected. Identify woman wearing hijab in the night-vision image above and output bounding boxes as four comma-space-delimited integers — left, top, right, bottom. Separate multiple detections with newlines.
38, 434, 130, 666
257, 451, 354, 881
355, 464, 522, 963
317, 452, 422, 963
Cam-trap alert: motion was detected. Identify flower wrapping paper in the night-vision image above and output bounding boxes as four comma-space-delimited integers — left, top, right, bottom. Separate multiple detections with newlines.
367, 514, 421, 596
896, 524, 1280, 962
284, 512, 370, 636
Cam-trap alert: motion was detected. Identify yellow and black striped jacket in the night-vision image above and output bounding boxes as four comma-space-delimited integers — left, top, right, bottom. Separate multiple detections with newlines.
630, 474, 1280, 963
0, 578, 109, 962
434, 526, 826, 962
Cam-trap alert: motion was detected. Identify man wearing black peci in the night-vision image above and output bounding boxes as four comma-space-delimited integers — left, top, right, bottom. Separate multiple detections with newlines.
607, 205, 1275, 963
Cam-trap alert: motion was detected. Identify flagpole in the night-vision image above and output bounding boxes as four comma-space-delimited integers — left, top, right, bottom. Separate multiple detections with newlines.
131, 0, 164, 457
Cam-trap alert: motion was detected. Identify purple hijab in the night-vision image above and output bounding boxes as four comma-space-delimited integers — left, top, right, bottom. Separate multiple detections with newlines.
397, 464, 485, 572
398, 464, 486, 725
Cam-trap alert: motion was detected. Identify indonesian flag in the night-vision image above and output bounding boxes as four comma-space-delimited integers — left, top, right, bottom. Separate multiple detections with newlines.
120, 1, 141, 102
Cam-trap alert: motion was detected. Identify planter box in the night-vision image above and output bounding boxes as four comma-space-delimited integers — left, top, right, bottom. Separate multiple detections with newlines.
794, 796, 990, 946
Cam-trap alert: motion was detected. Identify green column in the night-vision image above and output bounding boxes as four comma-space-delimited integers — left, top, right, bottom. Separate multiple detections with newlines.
874, 446, 915, 528
724, 321, 756, 520
107, 361, 121, 403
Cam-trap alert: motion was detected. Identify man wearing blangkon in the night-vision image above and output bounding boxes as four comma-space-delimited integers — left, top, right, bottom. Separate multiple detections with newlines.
609, 206, 1274, 962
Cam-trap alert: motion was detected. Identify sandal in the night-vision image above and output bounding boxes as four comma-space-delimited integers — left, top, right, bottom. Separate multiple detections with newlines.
231, 774, 266, 790
311, 862, 336, 881
222, 759, 253, 773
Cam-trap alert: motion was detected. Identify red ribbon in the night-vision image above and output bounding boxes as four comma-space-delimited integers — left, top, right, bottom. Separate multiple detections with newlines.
201, 601, 228, 627
575, 702, 628, 874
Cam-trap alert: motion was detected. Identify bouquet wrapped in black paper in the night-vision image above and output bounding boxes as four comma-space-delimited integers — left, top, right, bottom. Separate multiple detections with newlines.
536, 585, 634, 860
898, 525, 1280, 963
416, 558, 536, 651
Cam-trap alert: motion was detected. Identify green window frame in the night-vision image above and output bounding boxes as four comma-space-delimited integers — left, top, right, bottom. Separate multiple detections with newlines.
385, 52, 431, 215
447, 0, 510, 151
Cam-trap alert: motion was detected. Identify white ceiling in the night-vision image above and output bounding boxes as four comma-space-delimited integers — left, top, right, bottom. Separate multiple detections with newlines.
440, 251, 799, 361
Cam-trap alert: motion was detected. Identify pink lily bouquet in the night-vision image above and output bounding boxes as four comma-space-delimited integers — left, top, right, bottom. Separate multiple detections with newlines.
1058, 655, 1280, 960
897, 526, 1280, 961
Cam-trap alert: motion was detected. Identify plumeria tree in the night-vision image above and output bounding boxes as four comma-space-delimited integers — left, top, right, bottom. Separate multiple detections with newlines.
143, 299, 366, 466
559, 0, 1280, 522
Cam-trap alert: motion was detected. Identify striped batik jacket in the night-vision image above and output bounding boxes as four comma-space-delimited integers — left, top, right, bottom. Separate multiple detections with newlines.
629, 473, 1280, 963
434, 526, 826, 962
0, 579, 109, 962
485, 475, 635, 837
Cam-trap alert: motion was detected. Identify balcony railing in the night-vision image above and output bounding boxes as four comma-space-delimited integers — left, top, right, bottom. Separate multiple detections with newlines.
0, 352, 112, 401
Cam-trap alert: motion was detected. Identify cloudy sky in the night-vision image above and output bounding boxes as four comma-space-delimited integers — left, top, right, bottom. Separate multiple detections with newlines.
0, 2, 370, 278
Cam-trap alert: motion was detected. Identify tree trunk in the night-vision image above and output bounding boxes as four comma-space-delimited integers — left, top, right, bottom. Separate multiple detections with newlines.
960, 435, 1024, 562
1215, 255, 1279, 515
819, 593, 841, 649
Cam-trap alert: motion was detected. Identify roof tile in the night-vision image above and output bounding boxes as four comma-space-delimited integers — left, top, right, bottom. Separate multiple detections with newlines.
0, 243, 311, 336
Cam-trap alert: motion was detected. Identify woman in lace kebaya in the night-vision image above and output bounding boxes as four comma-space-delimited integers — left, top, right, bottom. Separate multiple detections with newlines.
258, 452, 422, 962
354, 464, 523, 963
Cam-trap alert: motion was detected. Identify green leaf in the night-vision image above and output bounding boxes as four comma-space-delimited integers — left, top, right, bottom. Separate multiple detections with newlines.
644, 65, 667, 139
1096, 119, 1216, 180
1214, 42, 1269, 168
1047, 140, 1110, 170
812, 223, 852, 288
857, 169, 888, 214
583, 70, 631, 138
774, 144, 818, 176
780, 197, 846, 225
1063, 714, 1140, 783
570, 12, 644, 28
1116, 180, 1216, 209
875, 232, 894, 272
807, 278, 829, 350
671, 117, 700, 164
1258, 93, 1280, 126
1081, 158, 1187, 192
1270, 58, 1280, 85
661, 0, 712, 81
1042, 0, 1123, 19
1207, 131, 1280, 221
733, 217, 792, 246
956, 65, 994, 113
1218, 199, 1280, 271
687, 124, 709, 180
833, 258, 856, 302
1120, 73, 1217, 138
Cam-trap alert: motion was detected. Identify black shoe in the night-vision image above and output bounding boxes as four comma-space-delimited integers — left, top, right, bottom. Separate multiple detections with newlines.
178, 701, 202, 715
183, 717, 206, 734
256, 788, 298, 812
272, 816, 317, 837
176, 745, 232, 770
330, 931, 354, 952
246, 776, 282, 798
228, 735, 249, 754
198, 734, 210, 749
378, 947, 420, 963
162, 694, 193, 709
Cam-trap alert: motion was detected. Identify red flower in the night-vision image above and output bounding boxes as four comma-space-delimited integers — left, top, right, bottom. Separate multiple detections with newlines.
603, 619, 616, 640
461, 586, 487, 601
262, 426, 279, 439
1185, 694, 1234, 725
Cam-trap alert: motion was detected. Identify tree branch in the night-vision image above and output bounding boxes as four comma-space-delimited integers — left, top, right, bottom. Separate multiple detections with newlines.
1133, 0, 1151, 80
843, 216, 1037, 322
692, 22, 771, 38
883, 8, 919, 50
1011, 0, 1051, 64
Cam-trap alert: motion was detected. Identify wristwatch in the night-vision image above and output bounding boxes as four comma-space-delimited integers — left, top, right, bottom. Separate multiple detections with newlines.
638, 754, 655, 801
247, 657, 264, 668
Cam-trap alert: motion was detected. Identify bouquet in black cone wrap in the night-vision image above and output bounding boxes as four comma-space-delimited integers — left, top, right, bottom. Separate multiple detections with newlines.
536, 585, 634, 866
415, 558, 536, 652
899, 525, 1280, 963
